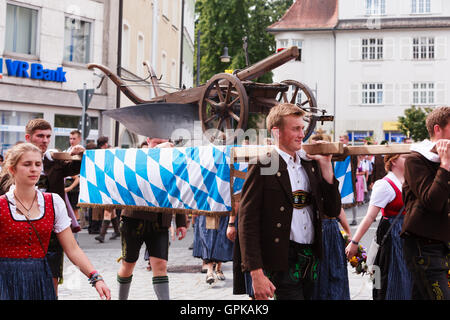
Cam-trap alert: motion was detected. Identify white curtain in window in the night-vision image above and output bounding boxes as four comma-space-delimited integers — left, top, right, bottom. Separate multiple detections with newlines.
5, 4, 37, 55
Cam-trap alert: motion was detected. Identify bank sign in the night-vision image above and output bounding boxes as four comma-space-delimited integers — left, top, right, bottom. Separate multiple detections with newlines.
0, 58, 67, 82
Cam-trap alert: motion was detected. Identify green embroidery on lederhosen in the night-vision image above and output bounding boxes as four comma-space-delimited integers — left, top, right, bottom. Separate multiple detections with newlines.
289, 247, 319, 282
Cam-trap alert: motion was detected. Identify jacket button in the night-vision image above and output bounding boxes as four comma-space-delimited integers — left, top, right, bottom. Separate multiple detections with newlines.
312, 167, 315, 173
274, 238, 279, 243
276, 223, 282, 228
280, 206, 285, 212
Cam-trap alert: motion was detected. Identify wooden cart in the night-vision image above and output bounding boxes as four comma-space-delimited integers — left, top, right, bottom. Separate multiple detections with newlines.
88, 46, 333, 142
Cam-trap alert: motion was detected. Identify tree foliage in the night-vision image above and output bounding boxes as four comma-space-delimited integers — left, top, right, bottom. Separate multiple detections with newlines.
195, 0, 294, 85
398, 106, 433, 141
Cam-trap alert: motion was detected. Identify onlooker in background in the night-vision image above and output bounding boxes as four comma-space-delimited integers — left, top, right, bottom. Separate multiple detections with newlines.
64, 130, 82, 222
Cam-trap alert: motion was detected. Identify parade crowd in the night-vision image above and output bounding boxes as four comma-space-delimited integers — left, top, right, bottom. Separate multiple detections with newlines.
0, 105, 448, 301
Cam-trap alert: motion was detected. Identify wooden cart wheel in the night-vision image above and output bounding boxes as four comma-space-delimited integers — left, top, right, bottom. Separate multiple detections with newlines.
278, 80, 318, 142
199, 73, 249, 143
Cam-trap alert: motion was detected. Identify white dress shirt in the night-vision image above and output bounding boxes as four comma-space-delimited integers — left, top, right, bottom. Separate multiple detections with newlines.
276, 147, 315, 244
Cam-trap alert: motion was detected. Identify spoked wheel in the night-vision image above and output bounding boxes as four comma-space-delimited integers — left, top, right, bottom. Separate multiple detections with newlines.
277, 80, 318, 141
199, 73, 249, 143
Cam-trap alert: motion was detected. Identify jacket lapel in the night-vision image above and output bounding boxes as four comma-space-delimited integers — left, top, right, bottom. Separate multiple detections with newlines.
274, 151, 292, 203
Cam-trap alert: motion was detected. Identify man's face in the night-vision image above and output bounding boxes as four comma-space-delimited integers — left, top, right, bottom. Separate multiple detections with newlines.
69, 133, 81, 147
339, 135, 349, 144
26, 129, 52, 153
275, 115, 305, 155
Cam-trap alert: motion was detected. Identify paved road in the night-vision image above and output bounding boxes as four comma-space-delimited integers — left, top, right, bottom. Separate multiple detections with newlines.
59, 203, 376, 300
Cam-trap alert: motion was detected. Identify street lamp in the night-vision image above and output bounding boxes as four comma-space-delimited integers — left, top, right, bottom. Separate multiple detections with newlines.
220, 46, 231, 63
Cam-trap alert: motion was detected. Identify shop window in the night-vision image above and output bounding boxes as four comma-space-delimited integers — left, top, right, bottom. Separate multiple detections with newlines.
0, 110, 43, 155
347, 131, 373, 145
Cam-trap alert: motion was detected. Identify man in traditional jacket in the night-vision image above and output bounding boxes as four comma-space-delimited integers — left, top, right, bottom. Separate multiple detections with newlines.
401, 106, 450, 300
238, 103, 341, 300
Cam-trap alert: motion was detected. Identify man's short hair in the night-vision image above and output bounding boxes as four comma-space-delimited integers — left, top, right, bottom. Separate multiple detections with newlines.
266, 103, 305, 131
97, 136, 109, 148
70, 130, 81, 137
426, 106, 450, 137
25, 119, 52, 136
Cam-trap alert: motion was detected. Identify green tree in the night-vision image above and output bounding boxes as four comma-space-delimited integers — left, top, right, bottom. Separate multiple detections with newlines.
398, 106, 433, 141
195, 0, 294, 85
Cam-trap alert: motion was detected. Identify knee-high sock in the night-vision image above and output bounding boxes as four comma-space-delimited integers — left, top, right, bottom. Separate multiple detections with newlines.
117, 274, 133, 300
152, 276, 169, 300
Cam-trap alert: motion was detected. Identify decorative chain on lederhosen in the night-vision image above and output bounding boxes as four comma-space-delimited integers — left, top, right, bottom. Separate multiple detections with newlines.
292, 190, 312, 209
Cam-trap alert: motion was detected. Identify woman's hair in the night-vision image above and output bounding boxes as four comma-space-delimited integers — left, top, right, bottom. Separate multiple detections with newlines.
0, 143, 42, 188
384, 153, 401, 172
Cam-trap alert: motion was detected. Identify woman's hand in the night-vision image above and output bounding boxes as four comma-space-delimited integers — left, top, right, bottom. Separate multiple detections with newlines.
95, 280, 111, 300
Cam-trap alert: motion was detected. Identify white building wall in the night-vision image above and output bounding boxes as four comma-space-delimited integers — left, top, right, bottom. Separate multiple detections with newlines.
272, 0, 450, 142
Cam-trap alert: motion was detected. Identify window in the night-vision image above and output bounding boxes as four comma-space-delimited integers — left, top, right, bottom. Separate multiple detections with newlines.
348, 131, 374, 145
362, 38, 383, 60
292, 39, 303, 61
0, 110, 43, 155
277, 39, 288, 51
362, 83, 383, 104
122, 23, 130, 69
64, 17, 92, 64
411, 0, 431, 13
365, 0, 385, 15
54, 114, 98, 151
5, 3, 38, 55
412, 37, 435, 60
413, 82, 435, 105
137, 34, 145, 76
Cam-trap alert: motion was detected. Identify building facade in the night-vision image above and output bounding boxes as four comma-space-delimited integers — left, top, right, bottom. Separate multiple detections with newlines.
117, 0, 195, 147
0, 0, 119, 153
269, 0, 450, 144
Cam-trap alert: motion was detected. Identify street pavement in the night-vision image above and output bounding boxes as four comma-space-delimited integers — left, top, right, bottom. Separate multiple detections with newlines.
59, 203, 376, 300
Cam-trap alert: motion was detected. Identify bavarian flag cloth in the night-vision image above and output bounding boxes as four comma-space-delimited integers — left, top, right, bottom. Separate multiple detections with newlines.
292, 190, 312, 209
78, 145, 247, 215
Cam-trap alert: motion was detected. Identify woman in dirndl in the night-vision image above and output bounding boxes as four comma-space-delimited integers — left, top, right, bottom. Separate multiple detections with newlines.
193, 214, 234, 285
345, 153, 412, 300
0, 143, 111, 300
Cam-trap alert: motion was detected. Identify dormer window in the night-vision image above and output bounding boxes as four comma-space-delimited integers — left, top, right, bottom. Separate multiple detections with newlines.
365, 0, 385, 15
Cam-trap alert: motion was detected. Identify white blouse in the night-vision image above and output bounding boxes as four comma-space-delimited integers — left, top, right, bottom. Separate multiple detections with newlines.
369, 172, 402, 209
5, 186, 72, 233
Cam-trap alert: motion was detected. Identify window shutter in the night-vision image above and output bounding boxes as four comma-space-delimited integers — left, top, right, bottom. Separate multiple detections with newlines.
349, 39, 361, 61
383, 37, 395, 60
350, 83, 360, 105
384, 83, 395, 105
435, 82, 447, 105
432, 0, 443, 14
400, 37, 412, 60
400, 83, 412, 105
435, 36, 447, 60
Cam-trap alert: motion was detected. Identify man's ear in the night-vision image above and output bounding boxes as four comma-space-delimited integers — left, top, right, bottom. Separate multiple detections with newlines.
24, 133, 31, 142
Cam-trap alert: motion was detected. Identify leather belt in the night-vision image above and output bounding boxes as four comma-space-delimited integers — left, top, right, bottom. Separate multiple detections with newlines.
292, 190, 312, 209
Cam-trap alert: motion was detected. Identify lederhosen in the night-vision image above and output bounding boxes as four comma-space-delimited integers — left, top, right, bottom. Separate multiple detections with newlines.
265, 190, 319, 300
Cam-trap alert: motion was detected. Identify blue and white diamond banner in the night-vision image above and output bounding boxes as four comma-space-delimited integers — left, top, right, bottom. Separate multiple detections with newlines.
334, 155, 354, 205
79, 145, 247, 214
